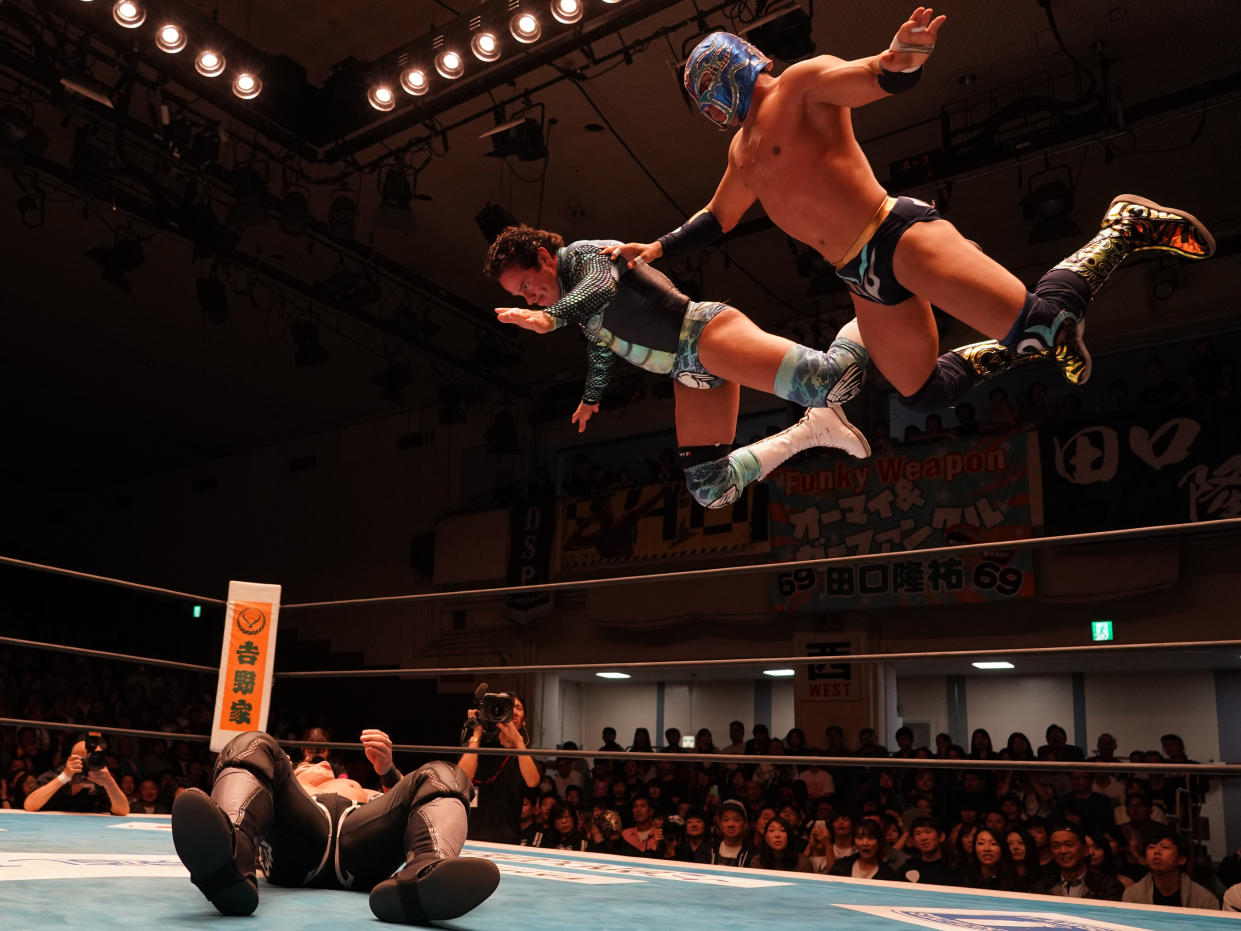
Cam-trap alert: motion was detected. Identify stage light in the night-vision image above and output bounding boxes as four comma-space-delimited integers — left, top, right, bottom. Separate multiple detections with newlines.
195, 50, 226, 77
87, 230, 145, 291
155, 24, 187, 53
596, 672, 630, 680
551, 0, 582, 25
1020, 162, 1081, 244
232, 72, 262, 99
510, 11, 541, 43
763, 668, 795, 677
226, 163, 269, 230
435, 49, 465, 80
328, 191, 357, 239
475, 202, 520, 243
113, 0, 145, 29
471, 31, 501, 62
375, 166, 414, 230
367, 85, 396, 112
483, 117, 546, 161
400, 68, 429, 96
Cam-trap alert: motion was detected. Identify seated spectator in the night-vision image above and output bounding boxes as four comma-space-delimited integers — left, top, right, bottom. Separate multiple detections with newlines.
1031, 824, 1124, 901
711, 799, 756, 867
1102, 824, 1145, 884
1024, 817, 1056, 879
676, 809, 713, 864
694, 728, 717, 755
1121, 791, 1163, 851
953, 402, 979, 437
132, 776, 170, 815
9, 771, 38, 809
24, 735, 129, 816
586, 809, 625, 855
517, 793, 542, 846
797, 760, 835, 802
550, 753, 586, 798
597, 726, 623, 757
830, 820, 898, 880
881, 814, 910, 872
745, 724, 771, 756
1084, 829, 1132, 890
831, 811, 858, 859
542, 801, 589, 851
1006, 827, 1040, 885
803, 815, 835, 874
981, 386, 1018, 433
1137, 357, 1177, 408
1090, 732, 1121, 763
901, 817, 961, 886
784, 728, 808, 755
619, 796, 661, 857
1122, 827, 1219, 909
755, 817, 820, 873
778, 802, 809, 848
663, 728, 683, 752
952, 823, 979, 869
1053, 771, 1116, 837
962, 827, 1024, 892
981, 809, 1007, 835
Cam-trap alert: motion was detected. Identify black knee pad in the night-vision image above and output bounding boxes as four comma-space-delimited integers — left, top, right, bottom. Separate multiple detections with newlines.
214, 731, 286, 784
405, 761, 473, 808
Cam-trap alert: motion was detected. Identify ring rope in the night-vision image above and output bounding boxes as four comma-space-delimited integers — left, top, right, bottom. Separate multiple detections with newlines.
0, 636, 218, 674
280, 517, 1241, 610
3, 720, 1236, 775
273, 638, 1241, 680
0, 553, 225, 605
5, 632, 1238, 680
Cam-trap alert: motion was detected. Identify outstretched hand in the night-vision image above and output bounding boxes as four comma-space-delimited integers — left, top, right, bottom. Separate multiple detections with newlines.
879, 6, 946, 72
571, 401, 599, 434
495, 307, 557, 333
602, 242, 662, 270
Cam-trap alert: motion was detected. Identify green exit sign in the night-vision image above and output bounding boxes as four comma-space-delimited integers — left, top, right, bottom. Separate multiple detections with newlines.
192, 605, 202, 618
1091, 620, 1114, 642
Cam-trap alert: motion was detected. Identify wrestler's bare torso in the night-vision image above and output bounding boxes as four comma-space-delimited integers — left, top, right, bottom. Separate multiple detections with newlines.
295, 760, 380, 805
729, 59, 890, 263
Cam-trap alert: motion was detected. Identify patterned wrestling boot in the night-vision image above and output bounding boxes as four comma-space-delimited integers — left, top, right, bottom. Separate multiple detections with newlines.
1047, 195, 1215, 385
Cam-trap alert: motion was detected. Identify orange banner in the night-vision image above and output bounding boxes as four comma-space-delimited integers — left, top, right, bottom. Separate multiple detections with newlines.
210, 582, 281, 751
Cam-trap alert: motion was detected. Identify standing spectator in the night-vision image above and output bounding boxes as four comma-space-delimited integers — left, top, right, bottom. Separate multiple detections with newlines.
892, 726, 916, 758
629, 728, 653, 753
1122, 827, 1219, 909
721, 721, 746, 755
1090, 732, 1121, 762
459, 695, 541, 844
1031, 824, 1124, 901
1038, 724, 1085, 762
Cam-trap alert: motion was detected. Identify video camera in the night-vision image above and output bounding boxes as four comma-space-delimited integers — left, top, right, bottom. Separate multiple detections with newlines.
460, 682, 516, 746
83, 732, 108, 772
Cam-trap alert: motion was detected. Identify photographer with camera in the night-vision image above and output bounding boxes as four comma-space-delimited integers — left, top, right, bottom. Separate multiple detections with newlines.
458, 687, 540, 844
23, 732, 129, 815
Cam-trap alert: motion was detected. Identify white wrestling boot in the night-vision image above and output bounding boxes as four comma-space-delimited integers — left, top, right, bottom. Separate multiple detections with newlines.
747, 406, 871, 481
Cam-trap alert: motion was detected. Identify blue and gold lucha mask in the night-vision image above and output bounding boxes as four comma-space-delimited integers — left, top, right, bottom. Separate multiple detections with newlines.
683, 32, 772, 128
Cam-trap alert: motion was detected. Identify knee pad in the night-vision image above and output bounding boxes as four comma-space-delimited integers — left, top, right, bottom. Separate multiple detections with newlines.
408, 761, 473, 807
773, 338, 869, 408
214, 731, 285, 784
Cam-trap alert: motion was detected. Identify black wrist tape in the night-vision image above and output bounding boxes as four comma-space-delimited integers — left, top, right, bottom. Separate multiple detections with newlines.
877, 66, 922, 94
657, 210, 724, 257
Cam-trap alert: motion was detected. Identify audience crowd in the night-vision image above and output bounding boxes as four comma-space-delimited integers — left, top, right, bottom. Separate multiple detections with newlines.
3, 646, 1239, 913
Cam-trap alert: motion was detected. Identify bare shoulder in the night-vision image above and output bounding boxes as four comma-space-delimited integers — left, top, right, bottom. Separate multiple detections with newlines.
780, 55, 849, 86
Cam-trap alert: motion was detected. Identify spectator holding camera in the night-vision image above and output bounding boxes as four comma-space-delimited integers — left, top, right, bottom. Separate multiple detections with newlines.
458, 693, 540, 844
24, 734, 129, 815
